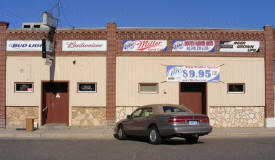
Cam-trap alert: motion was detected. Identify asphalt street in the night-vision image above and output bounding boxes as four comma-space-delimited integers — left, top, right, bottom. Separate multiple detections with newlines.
0, 136, 275, 160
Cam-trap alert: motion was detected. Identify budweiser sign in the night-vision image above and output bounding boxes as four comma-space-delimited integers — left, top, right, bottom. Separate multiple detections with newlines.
62, 40, 107, 51
123, 40, 167, 51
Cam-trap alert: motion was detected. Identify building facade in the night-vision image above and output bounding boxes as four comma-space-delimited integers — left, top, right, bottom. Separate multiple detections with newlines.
0, 22, 274, 128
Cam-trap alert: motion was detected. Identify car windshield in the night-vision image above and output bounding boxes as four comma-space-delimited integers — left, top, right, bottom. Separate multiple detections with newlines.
163, 106, 191, 113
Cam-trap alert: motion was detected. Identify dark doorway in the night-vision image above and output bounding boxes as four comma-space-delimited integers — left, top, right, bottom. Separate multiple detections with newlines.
42, 82, 69, 125
179, 82, 206, 114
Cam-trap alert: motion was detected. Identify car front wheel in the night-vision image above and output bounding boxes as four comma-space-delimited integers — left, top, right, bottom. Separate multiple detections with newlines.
117, 125, 127, 140
148, 126, 162, 145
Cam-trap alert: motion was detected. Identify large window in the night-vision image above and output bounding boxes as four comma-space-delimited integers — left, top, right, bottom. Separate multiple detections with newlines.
228, 83, 245, 94
77, 83, 96, 93
15, 83, 33, 93
139, 83, 158, 94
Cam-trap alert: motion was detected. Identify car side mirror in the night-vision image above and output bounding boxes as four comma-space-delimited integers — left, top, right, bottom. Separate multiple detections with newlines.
127, 115, 132, 119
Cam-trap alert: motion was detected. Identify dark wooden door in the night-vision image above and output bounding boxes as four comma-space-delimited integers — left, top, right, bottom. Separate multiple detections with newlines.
42, 82, 69, 125
179, 83, 206, 114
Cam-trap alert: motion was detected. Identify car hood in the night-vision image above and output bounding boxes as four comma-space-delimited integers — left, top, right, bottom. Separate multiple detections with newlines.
116, 118, 128, 125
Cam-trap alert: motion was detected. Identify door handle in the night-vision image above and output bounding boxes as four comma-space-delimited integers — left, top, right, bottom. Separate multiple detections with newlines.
42, 106, 48, 112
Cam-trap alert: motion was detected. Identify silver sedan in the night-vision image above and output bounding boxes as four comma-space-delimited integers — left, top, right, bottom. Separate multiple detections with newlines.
114, 104, 212, 145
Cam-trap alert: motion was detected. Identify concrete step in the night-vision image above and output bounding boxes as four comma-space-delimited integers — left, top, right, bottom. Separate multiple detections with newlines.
39, 123, 70, 130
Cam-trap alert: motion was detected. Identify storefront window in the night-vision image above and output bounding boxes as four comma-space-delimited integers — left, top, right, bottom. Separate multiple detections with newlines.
77, 83, 96, 93
228, 83, 245, 94
15, 83, 33, 93
139, 83, 158, 94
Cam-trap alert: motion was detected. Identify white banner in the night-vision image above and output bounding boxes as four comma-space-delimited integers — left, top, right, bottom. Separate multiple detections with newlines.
123, 40, 167, 51
6, 40, 42, 51
172, 40, 215, 52
220, 41, 260, 52
166, 65, 220, 82
62, 40, 107, 51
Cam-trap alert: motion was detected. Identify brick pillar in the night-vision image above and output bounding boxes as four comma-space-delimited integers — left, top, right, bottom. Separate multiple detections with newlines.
106, 22, 117, 125
264, 25, 275, 127
0, 22, 8, 128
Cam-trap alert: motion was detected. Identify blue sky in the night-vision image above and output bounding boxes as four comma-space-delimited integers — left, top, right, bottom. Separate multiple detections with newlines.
1, 0, 275, 29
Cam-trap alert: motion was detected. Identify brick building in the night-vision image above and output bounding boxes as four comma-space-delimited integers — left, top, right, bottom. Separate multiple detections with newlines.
0, 21, 274, 128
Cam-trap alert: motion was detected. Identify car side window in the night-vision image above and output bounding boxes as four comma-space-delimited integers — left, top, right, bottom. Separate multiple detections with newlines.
132, 109, 143, 118
141, 108, 153, 117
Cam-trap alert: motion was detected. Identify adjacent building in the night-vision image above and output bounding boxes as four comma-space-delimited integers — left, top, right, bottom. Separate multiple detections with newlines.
0, 22, 274, 128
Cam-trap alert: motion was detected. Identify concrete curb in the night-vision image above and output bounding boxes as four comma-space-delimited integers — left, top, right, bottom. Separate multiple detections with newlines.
1, 128, 275, 139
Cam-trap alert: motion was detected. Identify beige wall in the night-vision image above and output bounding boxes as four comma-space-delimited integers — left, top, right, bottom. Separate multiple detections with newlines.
116, 57, 265, 107
6, 56, 106, 125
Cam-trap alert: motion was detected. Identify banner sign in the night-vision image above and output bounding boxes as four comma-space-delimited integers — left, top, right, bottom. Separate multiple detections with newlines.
172, 40, 215, 52
6, 40, 42, 51
166, 65, 220, 82
62, 40, 107, 51
123, 40, 167, 51
220, 41, 259, 52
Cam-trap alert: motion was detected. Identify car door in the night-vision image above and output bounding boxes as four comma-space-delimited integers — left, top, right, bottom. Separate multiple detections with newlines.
138, 107, 153, 136
123, 108, 143, 135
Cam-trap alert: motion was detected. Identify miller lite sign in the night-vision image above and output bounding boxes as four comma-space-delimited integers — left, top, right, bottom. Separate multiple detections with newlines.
123, 40, 167, 51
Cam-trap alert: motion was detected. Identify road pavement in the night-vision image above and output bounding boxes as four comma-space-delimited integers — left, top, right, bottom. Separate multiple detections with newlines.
0, 136, 275, 160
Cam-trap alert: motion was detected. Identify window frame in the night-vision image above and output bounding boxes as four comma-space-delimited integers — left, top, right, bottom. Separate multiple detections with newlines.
14, 82, 34, 93
77, 82, 97, 93
138, 83, 159, 94
227, 83, 245, 94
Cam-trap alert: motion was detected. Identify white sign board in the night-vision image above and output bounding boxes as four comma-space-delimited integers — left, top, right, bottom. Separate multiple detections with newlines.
62, 40, 107, 51
6, 40, 42, 51
220, 41, 260, 52
43, 12, 57, 28
172, 40, 215, 52
123, 40, 167, 51
166, 65, 220, 82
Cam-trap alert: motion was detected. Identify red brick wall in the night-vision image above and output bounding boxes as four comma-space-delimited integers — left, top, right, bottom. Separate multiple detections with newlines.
0, 22, 8, 128
264, 26, 275, 118
106, 23, 117, 122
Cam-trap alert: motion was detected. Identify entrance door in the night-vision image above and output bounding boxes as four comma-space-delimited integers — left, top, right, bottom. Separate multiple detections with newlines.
42, 82, 69, 125
179, 83, 206, 114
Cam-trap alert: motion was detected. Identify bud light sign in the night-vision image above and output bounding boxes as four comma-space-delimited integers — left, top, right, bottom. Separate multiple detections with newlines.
166, 65, 220, 82
6, 40, 42, 51
172, 40, 215, 52
123, 40, 167, 51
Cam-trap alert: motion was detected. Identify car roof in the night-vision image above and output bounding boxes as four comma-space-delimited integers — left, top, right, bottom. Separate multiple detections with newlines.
138, 104, 191, 114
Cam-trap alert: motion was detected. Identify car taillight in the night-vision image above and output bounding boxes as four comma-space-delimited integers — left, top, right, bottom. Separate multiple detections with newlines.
168, 116, 209, 123
199, 116, 209, 123
168, 116, 192, 123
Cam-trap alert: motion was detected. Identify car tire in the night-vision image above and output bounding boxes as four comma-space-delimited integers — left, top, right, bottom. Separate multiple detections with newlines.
185, 135, 199, 144
117, 125, 127, 140
148, 126, 162, 145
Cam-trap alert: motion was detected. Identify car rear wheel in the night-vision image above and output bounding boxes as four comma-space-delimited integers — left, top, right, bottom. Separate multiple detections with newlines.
148, 126, 162, 145
117, 125, 127, 140
185, 135, 199, 144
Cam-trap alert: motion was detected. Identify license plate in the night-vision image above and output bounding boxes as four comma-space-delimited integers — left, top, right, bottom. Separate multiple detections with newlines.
189, 121, 198, 125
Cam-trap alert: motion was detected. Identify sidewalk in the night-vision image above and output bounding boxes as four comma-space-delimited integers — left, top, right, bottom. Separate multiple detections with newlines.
0, 126, 275, 139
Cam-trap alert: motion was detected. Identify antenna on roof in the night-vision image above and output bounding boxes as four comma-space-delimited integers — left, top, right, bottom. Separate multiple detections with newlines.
57, 0, 61, 26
